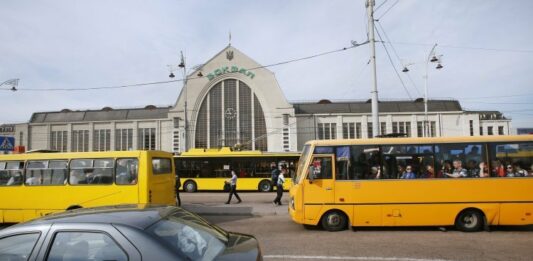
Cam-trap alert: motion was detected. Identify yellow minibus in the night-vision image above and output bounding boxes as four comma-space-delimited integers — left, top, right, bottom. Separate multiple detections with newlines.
0, 150, 176, 223
289, 135, 533, 231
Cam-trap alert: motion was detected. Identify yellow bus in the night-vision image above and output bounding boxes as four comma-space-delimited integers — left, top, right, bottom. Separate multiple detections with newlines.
0, 150, 176, 223
175, 148, 300, 192
289, 135, 533, 231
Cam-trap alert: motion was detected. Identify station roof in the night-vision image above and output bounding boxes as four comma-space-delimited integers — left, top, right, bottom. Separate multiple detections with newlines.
29, 106, 171, 123
291, 99, 463, 114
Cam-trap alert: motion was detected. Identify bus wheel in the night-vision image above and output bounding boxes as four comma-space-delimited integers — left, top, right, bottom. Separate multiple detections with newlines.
321, 210, 347, 232
258, 180, 272, 192
183, 180, 197, 193
455, 209, 484, 232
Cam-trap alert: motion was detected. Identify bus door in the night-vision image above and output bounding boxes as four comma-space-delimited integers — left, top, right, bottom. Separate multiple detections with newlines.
148, 157, 175, 205
303, 154, 335, 222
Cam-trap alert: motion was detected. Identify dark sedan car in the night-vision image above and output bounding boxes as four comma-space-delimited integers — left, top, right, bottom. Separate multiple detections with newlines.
0, 205, 262, 261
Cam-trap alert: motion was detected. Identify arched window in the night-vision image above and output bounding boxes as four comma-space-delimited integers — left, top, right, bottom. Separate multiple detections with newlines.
195, 79, 267, 151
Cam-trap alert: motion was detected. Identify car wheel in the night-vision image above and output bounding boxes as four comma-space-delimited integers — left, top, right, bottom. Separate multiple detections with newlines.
456, 209, 483, 232
321, 211, 347, 232
183, 180, 197, 193
258, 180, 272, 192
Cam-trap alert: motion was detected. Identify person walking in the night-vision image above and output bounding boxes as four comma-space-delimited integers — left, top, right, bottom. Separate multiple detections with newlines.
175, 175, 181, 207
271, 164, 280, 205
225, 167, 242, 204
273, 166, 286, 206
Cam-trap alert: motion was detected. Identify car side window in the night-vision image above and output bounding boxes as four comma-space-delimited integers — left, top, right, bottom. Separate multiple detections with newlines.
47, 232, 127, 261
0, 233, 40, 260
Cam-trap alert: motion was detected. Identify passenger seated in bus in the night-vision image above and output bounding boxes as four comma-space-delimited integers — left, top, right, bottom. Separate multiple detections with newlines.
130, 170, 138, 184
69, 169, 86, 184
512, 163, 528, 177
397, 165, 406, 179
466, 160, 479, 177
369, 166, 381, 179
445, 160, 468, 178
491, 160, 505, 177
25, 174, 40, 185
505, 165, 517, 177
116, 160, 132, 184
6, 172, 22, 185
479, 162, 490, 177
437, 160, 452, 178
419, 164, 435, 178
400, 165, 416, 179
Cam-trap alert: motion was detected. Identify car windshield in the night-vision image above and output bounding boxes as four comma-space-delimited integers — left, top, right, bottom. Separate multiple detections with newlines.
147, 209, 227, 261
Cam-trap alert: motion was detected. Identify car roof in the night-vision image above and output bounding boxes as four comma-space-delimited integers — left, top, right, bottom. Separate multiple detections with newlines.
22, 204, 177, 230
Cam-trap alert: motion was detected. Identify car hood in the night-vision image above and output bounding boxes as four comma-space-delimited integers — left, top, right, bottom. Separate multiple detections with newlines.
216, 232, 262, 261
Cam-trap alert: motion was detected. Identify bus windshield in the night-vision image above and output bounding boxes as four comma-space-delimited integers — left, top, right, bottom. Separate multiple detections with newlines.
295, 145, 311, 183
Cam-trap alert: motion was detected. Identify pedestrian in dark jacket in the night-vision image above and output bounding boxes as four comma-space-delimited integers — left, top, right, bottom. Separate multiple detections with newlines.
175, 175, 181, 207
271, 164, 280, 205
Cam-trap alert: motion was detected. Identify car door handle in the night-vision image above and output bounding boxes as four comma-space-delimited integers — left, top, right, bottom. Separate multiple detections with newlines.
325, 187, 332, 190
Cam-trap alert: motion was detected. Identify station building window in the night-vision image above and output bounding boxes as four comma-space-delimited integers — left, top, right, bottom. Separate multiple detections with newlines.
138, 128, 156, 150
194, 79, 267, 151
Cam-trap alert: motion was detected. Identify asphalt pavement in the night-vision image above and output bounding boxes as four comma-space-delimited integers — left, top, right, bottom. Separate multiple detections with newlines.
181, 192, 533, 261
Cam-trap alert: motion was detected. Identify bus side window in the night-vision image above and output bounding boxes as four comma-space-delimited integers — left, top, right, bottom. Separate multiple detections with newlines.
435, 144, 487, 178
93, 159, 114, 184
116, 158, 138, 185
0, 161, 23, 186
152, 158, 172, 175
25, 161, 47, 186
49, 160, 68, 185
490, 142, 532, 178
308, 156, 333, 180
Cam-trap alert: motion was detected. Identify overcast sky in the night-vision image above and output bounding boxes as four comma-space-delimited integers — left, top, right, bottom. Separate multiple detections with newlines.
1, 0, 532, 128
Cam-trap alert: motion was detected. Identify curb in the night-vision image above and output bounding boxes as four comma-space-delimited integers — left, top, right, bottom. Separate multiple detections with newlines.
182, 204, 284, 217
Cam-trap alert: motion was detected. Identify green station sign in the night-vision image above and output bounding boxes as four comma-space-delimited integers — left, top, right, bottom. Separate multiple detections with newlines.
206, 65, 255, 81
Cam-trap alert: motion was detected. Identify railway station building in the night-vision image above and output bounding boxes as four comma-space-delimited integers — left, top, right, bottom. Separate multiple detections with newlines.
4, 45, 512, 153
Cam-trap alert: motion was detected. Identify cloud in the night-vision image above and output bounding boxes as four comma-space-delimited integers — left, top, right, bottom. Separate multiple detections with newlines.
0, 0, 532, 127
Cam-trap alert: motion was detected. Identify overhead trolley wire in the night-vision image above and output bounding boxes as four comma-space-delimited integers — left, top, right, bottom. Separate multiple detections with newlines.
1, 43, 367, 92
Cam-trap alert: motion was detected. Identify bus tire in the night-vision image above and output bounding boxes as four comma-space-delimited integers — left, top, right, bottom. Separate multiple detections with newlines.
183, 180, 197, 193
455, 208, 484, 232
321, 210, 348, 232
66, 205, 82, 211
258, 180, 272, 192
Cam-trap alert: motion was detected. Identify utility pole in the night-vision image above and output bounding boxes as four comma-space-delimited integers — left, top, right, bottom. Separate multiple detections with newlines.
366, 0, 379, 137
424, 43, 438, 137
168, 52, 189, 152
180, 51, 188, 151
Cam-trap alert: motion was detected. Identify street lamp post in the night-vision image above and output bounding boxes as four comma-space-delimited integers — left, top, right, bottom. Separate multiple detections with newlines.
402, 44, 443, 137
424, 44, 439, 137
168, 52, 188, 151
